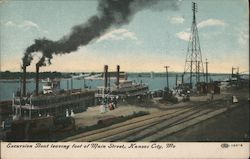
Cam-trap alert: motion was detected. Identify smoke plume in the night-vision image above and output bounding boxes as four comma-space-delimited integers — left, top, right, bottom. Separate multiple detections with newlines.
22, 0, 180, 68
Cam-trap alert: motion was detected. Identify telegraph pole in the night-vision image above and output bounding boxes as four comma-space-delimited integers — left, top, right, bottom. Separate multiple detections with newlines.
164, 66, 170, 89
205, 59, 208, 83
175, 74, 178, 87
181, 74, 184, 84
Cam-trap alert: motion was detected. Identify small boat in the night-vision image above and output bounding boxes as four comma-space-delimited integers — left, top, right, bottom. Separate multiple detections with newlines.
85, 73, 103, 80
71, 73, 91, 79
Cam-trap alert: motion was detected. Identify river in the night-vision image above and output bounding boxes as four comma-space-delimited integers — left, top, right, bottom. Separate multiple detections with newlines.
0, 74, 230, 101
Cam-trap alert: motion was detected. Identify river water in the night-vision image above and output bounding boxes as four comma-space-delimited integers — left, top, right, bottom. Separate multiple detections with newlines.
0, 74, 230, 101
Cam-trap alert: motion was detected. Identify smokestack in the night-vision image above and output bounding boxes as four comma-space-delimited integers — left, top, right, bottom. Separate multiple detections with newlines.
71, 78, 73, 90
104, 65, 108, 89
22, 66, 26, 97
35, 64, 39, 96
116, 65, 120, 87
67, 79, 69, 90
231, 67, 234, 78
181, 74, 184, 84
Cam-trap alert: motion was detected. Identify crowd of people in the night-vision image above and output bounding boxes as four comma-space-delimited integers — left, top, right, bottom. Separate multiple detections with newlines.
99, 97, 118, 113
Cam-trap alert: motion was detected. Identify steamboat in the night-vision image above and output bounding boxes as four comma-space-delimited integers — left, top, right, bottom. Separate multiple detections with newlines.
95, 65, 149, 104
6, 65, 95, 141
12, 65, 95, 120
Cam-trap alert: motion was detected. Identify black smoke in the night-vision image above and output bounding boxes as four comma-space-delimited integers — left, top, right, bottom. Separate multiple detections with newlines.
22, 0, 180, 67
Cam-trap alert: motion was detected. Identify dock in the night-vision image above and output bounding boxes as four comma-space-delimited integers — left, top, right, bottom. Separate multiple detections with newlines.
61, 87, 249, 142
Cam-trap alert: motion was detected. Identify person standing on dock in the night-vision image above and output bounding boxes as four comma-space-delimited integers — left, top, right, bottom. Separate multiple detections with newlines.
211, 90, 214, 100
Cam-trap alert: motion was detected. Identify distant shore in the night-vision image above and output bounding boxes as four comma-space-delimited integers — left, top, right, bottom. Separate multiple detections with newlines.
0, 71, 233, 80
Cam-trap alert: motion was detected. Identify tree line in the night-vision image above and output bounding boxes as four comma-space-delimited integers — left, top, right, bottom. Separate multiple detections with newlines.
0, 71, 71, 79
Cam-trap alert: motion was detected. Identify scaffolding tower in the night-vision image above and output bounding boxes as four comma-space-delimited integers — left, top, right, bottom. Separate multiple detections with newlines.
183, 2, 205, 87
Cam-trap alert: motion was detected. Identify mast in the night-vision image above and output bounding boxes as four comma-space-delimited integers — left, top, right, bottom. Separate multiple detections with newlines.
183, 2, 205, 88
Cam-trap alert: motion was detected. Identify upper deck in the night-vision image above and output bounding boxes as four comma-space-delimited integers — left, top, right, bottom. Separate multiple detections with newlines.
13, 89, 95, 109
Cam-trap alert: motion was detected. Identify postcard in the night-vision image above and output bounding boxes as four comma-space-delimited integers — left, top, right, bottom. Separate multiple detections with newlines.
0, 0, 249, 158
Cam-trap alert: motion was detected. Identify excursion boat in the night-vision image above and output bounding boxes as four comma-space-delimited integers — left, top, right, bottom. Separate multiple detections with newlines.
5, 77, 96, 141
12, 78, 95, 120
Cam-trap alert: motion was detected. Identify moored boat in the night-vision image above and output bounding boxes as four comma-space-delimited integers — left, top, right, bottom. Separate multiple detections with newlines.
95, 65, 149, 104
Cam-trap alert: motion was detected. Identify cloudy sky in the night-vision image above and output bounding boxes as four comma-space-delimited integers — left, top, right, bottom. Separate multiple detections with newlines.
0, 0, 248, 73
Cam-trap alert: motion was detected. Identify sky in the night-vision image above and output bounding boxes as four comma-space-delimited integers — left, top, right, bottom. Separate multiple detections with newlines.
0, 0, 249, 73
